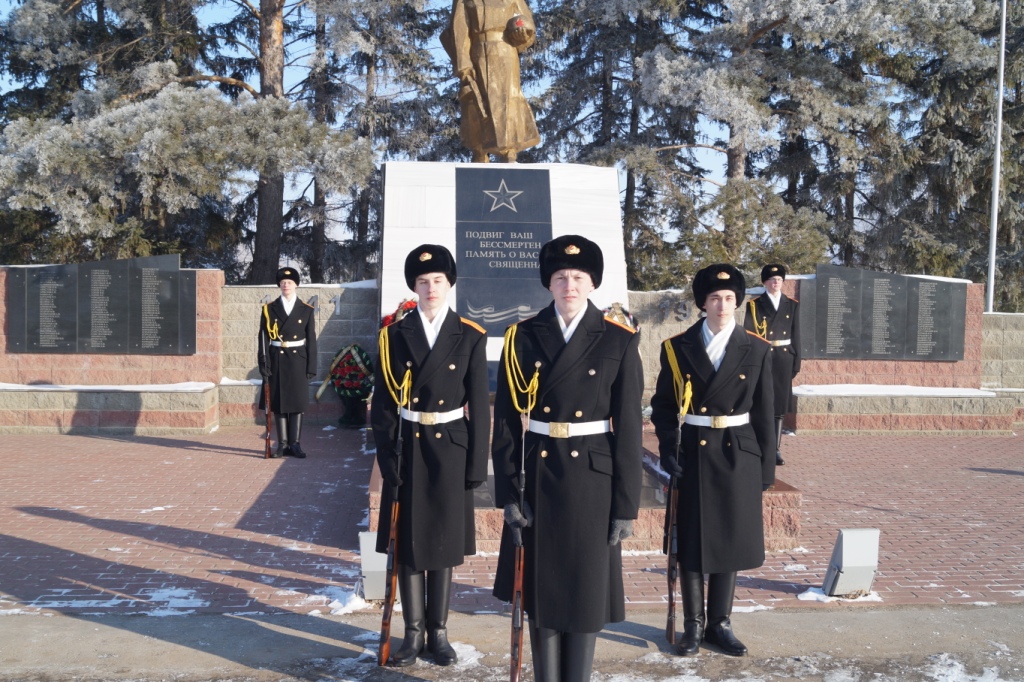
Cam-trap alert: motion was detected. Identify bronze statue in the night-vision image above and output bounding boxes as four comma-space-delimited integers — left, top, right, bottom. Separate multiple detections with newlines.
441, 0, 541, 163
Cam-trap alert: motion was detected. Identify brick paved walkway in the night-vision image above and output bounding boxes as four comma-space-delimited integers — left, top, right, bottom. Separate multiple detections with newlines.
1, 426, 1022, 618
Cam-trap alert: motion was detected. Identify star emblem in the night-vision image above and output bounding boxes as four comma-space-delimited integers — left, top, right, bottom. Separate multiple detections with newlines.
483, 179, 523, 213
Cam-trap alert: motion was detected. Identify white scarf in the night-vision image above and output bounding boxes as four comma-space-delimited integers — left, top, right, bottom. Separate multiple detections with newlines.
701, 318, 735, 371
418, 305, 449, 349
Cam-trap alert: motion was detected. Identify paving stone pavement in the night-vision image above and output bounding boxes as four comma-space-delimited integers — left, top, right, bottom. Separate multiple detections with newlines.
1, 424, 1022, 619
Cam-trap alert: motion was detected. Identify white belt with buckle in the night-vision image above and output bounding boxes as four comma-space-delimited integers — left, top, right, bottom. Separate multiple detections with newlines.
528, 419, 611, 439
684, 413, 749, 428
270, 339, 306, 348
770, 339, 791, 347
401, 407, 464, 425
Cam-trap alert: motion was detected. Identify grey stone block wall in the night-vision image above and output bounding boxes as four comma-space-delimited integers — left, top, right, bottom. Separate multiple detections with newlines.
981, 313, 1024, 389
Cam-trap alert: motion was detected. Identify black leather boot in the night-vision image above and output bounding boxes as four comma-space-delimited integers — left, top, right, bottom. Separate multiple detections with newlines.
528, 622, 560, 682
287, 414, 306, 458
677, 570, 705, 656
705, 572, 747, 656
390, 565, 425, 667
562, 631, 597, 682
274, 416, 289, 458
426, 568, 457, 666
774, 417, 785, 465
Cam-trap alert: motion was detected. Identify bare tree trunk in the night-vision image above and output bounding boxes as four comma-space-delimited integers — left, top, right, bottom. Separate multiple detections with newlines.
309, 11, 330, 284
724, 124, 746, 260
250, 0, 286, 284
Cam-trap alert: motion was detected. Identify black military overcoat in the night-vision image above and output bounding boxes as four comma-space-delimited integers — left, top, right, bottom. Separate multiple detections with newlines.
743, 292, 801, 416
491, 302, 644, 633
373, 310, 490, 572
650, 322, 775, 574
257, 297, 318, 414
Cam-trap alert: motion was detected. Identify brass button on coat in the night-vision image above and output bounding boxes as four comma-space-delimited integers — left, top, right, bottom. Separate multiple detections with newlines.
544, 406, 551, 413
438, 399, 445, 405
449, 364, 456, 370
700, 407, 707, 413
575, 410, 583, 417
699, 440, 707, 446
570, 450, 579, 458
540, 450, 548, 458
435, 433, 442, 439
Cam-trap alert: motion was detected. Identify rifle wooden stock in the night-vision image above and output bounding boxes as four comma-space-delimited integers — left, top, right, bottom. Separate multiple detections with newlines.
510, 542, 525, 682
378, 494, 400, 666
665, 476, 679, 645
379, 387, 406, 667
263, 380, 273, 459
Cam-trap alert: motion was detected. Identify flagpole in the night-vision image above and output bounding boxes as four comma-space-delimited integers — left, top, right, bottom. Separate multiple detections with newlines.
985, 0, 1007, 313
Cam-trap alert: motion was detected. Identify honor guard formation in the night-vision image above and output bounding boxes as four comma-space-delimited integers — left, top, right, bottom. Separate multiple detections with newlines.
260, 242, 784, 675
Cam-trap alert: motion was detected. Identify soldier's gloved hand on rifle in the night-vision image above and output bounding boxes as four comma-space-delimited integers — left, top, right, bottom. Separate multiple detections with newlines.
660, 448, 684, 478
259, 366, 271, 380
466, 480, 485, 490
503, 500, 533, 546
381, 458, 402, 488
608, 519, 634, 545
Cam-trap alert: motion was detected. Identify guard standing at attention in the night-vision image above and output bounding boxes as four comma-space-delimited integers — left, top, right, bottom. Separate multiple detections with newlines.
492, 235, 644, 682
257, 267, 318, 458
373, 244, 490, 667
651, 264, 775, 658
743, 264, 800, 465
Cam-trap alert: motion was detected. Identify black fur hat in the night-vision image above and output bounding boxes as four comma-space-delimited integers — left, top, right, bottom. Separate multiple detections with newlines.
692, 263, 746, 310
539, 235, 603, 289
276, 267, 301, 286
404, 244, 457, 290
761, 263, 787, 282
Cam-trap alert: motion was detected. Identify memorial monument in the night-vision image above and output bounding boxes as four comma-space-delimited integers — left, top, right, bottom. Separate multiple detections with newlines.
441, 0, 540, 162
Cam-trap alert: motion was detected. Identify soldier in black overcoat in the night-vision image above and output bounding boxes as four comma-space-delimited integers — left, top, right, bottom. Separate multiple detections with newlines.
257, 267, 318, 458
372, 245, 490, 667
743, 263, 800, 465
492, 235, 643, 682
651, 263, 775, 658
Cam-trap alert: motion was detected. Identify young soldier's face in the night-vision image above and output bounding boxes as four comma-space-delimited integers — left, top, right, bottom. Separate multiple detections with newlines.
548, 268, 595, 319
764, 276, 784, 295
414, 273, 451, 317
704, 290, 737, 332
279, 279, 297, 297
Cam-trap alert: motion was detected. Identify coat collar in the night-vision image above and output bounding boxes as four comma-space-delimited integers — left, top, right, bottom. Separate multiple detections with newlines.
533, 301, 605, 396
676, 321, 752, 403
398, 308, 464, 389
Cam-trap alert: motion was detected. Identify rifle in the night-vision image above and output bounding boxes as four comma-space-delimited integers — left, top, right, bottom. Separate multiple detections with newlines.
378, 381, 406, 666
260, 327, 273, 460
510, 413, 528, 682
664, 414, 683, 644
665, 475, 679, 643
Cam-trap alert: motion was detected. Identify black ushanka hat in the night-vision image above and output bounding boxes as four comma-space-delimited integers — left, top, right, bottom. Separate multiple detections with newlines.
761, 263, 787, 282
539, 234, 603, 289
276, 267, 301, 286
692, 263, 746, 310
404, 244, 457, 290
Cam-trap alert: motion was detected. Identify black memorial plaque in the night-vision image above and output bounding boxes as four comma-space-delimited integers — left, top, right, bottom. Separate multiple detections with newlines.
78, 260, 131, 353
454, 167, 553, 338
4, 268, 29, 353
906, 277, 965, 361
28, 264, 78, 353
4, 254, 196, 355
455, 167, 553, 390
804, 265, 965, 361
860, 270, 907, 359
129, 255, 182, 354
814, 265, 862, 358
